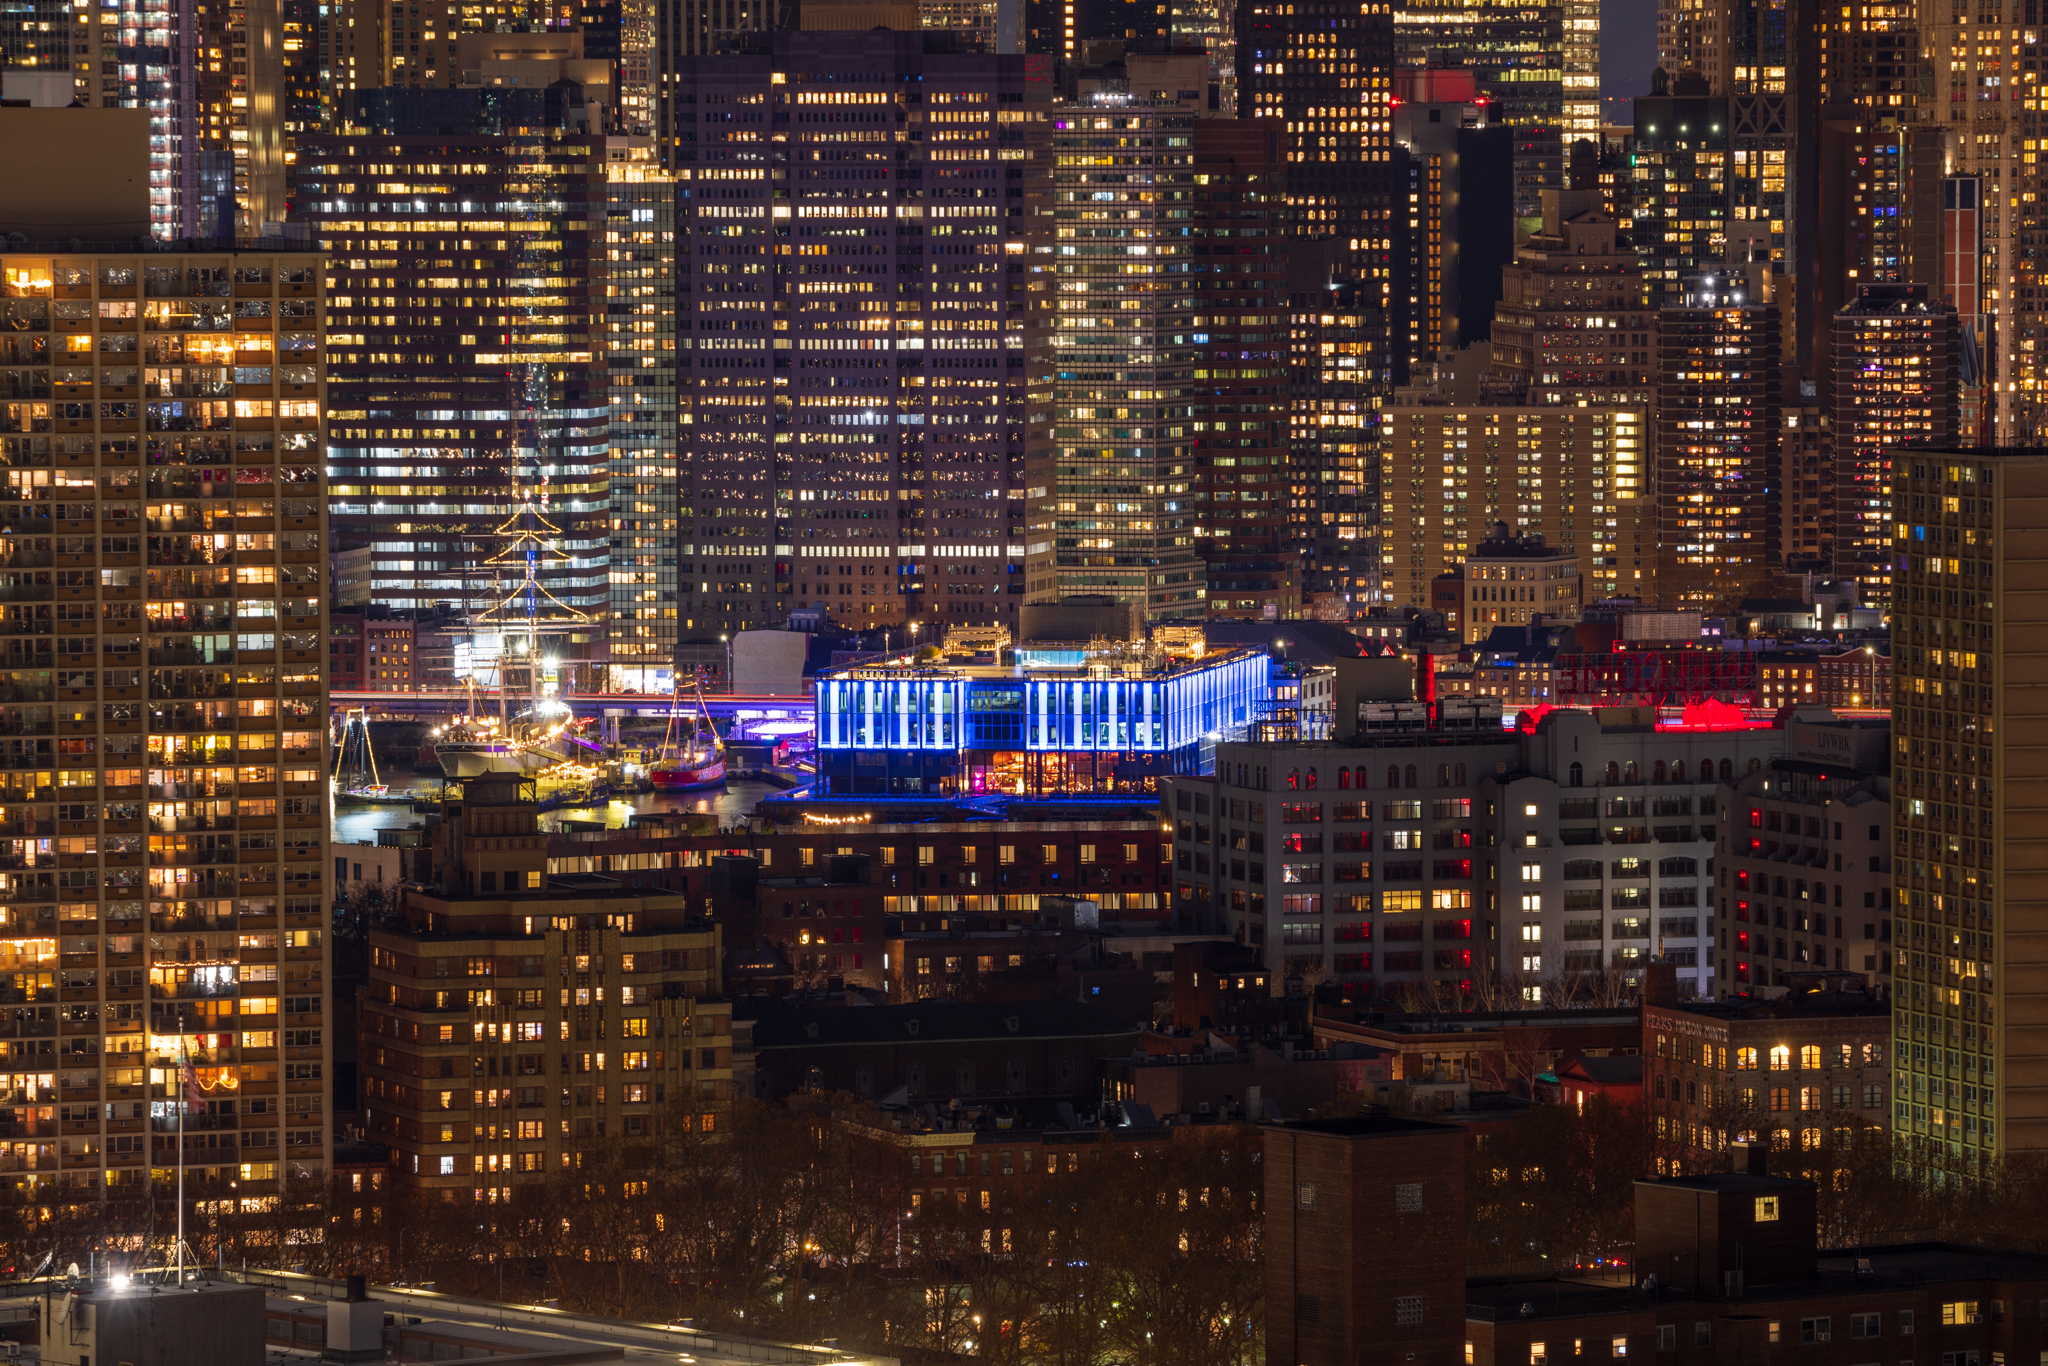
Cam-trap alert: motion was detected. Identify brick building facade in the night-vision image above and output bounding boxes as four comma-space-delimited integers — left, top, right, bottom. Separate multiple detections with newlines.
1466, 1155, 2048, 1365
741, 999, 1139, 1104
1264, 1117, 1469, 1366
361, 775, 734, 1197
1642, 981, 1891, 1172
541, 815, 1172, 923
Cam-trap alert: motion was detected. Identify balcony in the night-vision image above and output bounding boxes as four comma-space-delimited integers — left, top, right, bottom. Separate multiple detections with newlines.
150, 813, 237, 834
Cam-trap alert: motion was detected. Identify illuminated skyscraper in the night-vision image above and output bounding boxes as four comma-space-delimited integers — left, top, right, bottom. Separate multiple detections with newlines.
1288, 287, 1380, 606
299, 90, 643, 689
1391, 68, 1512, 385
1189, 121, 1291, 620
1242, 0, 1398, 297
1828, 283, 1960, 610
1027, 46, 1208, 619
1630, 83, 1791, 308
1487, 186, 1652, 408
662, 32, 1038, 637
1561, 0, 1597, 142
1393, 0, 1561, 215
601, 140, 679, 692
0, 235, 333, 1215
1923, 1, 2035, 439
1022, 0, 1166, 59
1654, 274, 1779, 611
1379, 404, 1649, 606
1890, 450, 2035, 1170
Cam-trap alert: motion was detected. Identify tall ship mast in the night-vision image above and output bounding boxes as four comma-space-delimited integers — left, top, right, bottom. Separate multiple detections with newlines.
434, 493, 603, 779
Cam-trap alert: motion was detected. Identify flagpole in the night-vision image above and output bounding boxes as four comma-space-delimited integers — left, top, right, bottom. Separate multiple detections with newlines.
176, 1021, 184, 1286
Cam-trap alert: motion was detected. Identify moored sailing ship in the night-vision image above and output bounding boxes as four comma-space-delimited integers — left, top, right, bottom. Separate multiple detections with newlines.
649, 679, 726, 792
433, 494, 599, 781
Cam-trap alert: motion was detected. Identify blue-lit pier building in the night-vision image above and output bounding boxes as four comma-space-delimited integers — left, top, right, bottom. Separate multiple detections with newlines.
813, 649, 1271, 796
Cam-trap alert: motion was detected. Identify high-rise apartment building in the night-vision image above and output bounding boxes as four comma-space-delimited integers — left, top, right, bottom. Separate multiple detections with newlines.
196, 0, 289, 234
1375, 183, 1650, 611
1242, 0, 1398, 297
1021, 0, 1165, 60
1390, 69, 1513, 386
0, 242, 331, 1209
299, 92, 657, 689
1659, 0, 1790, 96
361, 775, 733, 1195
1828, 283, 1960, 610
1560, 0, 1596, 142
1890, 450, 2034, 1169
1026, 46, 1205, 619
1654, 273, 1780, 611
0, 0, 286, 236
1924, 7, 2037, 439
1380, 403, 1649, 606
1286, 286, 1379, 606
921, 0, 1005, 53
600, 139, 679, 692
1188, 121, 1292, 621
654, 0, 781, 82
1487, 186, 1652, 407
1631, 85, 1791, 307
280, 0, 324, 156
1778, 403, 1830, 574
1392, 0, 1562, 214
661, 32, 1037, 638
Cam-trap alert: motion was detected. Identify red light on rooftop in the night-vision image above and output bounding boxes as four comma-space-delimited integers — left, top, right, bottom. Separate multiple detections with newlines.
1657, 698, 1772, 732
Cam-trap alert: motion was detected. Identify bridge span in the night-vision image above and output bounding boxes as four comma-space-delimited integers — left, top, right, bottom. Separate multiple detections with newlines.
328, 690, 814, 725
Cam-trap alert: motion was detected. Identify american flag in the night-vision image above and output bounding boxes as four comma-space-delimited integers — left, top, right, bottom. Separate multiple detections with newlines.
182, 1055, 205, 1116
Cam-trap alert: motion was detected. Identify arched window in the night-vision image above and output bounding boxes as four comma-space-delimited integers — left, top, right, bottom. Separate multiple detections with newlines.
1387, 765, 1401, 789
1306, 767, 1318, 790
1719, 759, 1734, 781
1671, 760, 1686, 783
1604, 761, 1620, 785
1437, 763, 1451, 786
1338, 767, 1351, 789
1404, 764, 1418, 788
1455, 763, 1468, 785
1623, 760, 1639, 783
1652, 761, 1667, 784
1354, 765, 1369, 788
1287, 768, 1299, 790
1569, 762, 1584, 787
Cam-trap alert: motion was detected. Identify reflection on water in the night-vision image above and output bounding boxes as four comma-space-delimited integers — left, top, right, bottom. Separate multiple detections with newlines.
330, 779, 781, 847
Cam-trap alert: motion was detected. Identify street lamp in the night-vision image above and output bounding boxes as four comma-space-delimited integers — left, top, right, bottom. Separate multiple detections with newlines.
719, 633, 731, 690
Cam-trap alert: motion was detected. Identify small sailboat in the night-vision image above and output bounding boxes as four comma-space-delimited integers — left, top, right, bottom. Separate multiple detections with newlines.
332, 709, 407, 801
650, 678, 727, 792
